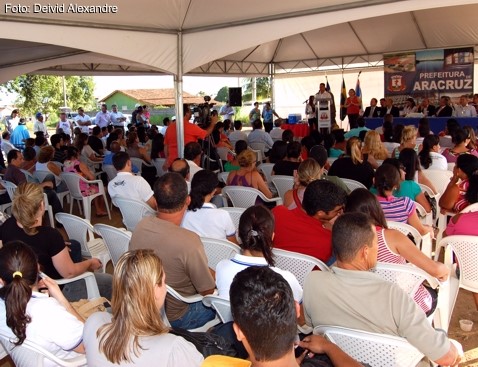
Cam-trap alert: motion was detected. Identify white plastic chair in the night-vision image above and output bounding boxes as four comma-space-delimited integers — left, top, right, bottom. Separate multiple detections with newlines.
0, 272, 98, 367
200, 237, 240, 271
55, 213, 110, 273
372, 262, 439, 299
414, 201, 433, 227
249, 143, 266, 162
79, 155, 103, 178
34, 170, 70, 207
257, 163, 274, 183
314, 325, 424, 367
340, 178, 366, 192
222, 186, 282, 208
130, 157, 154, 176
221, 207, 245, 231
271, 175, 294, 202
166, 286, 221, 332
218, 171, 229, 184
102, 164, 117, 182
202, 295, 233, 323
93, 223, 131, 267
114, 197, 156, 231
59, 172, 111, 221
0, 331, 87, 367
437, 235, 478, 332
216, 147, 234, 161
20, 169, 38, 183
272, 248, 329, 287
1, 180, 55, 228
152, 158, 167, 177
386, 220, 432, 258
447, 162, 455, 171
421, 169, 453, 195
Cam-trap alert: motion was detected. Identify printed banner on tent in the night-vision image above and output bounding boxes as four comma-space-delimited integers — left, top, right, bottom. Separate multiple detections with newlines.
384, 47, 474, 105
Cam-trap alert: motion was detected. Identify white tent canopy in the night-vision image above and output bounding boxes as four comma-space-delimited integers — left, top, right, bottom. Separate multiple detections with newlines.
1, 0, 478, 81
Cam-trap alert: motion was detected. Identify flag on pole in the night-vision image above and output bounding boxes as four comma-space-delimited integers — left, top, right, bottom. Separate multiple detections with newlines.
355, 71, 362, 109
326, 76, 331, 92
340, 76, 347, 121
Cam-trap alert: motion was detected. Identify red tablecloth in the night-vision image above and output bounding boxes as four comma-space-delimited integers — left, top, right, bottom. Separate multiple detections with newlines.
281, 123, 310, 138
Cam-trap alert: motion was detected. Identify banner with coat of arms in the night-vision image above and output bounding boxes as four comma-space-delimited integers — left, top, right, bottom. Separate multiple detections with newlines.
384, 47, 473, 102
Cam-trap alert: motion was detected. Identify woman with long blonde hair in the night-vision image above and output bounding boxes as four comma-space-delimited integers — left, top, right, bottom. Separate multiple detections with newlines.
83, 249, 203, 366
362, 130, 389, 168
328, 137, 375, 188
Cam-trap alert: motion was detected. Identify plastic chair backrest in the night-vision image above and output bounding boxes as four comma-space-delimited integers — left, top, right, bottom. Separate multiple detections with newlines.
421, 169, 453, 195
55, 212, 95, 257
33, 170, 55, 184
272, 248, 329, 287
372, 262, 438, 297
221, 207, 245, 231
460, 202, 478, 213
222, 186, 275, 208
152, 158, 167, 177
340, 178, 367, 192
0, 180, 17, 201
271, 175, 294, 201
0, 331, 87, 367
216, 147, 233, 161
314, 326, 424, 367
59, 172, 84, 199
441, 235, 478, 293
102, 164, 117, 181
20, 169, 38, 183
94, 224, 131, 266
202, 295, 233, 323
200, 237, 240, 270
257, 163, 274, 182
114, 197, 156, 231
218, 171, 229, 184
386, 221, 422, 249
130, 157, 147, 174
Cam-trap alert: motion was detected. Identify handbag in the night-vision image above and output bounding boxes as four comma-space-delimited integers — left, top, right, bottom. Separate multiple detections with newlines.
170, 327, 237, 358
70, 297, 110, 320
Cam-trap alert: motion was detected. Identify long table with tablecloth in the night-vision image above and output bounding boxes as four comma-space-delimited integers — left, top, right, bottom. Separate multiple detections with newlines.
364, 117, 478, 135
281, 123, 310, 138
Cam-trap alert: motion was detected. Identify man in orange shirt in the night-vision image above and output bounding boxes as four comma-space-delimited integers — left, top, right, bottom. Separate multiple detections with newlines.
164, 104, 218, 168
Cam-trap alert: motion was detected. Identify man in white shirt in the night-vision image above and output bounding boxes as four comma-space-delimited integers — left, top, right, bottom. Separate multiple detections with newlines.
110, 104, 126, 129
315, 83, 332, 111
75, 107, 92, 134
269, 119, 284, 141
94, 104, 111, 129
33, 112, 49, 138
108, 151, 157, 210
228, 121, 248, 146
1, 131, 16, 155
219, 101, 235, 121
184, 142, 203, 181
56, 112, 73, 136
454, 95, 477, 117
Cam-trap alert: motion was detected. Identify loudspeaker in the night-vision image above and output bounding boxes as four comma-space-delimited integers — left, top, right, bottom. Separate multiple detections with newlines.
228, 87, 242, 107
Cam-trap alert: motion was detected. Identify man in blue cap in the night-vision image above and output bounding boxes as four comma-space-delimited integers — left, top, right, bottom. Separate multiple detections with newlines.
33, 112, 49, 138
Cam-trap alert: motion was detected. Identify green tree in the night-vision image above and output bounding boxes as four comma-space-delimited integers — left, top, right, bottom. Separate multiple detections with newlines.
215, 86, 229, 102
2, 75, 96, 116
242, 77, 271, 102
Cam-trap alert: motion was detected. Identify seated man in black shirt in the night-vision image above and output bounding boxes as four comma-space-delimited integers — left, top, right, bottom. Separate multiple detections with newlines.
88, 126, 105, 155
272, 141, 301, 176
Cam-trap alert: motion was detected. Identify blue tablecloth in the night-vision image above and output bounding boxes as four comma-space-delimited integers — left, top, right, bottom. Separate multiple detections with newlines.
364, 117, 478, 135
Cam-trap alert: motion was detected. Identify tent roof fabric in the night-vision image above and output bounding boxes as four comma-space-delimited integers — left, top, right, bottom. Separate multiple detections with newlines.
0, 0, 477, 82
100, 89, 219, 107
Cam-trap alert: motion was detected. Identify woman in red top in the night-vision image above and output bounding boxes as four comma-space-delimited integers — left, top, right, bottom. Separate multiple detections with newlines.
345, 89, 361, 129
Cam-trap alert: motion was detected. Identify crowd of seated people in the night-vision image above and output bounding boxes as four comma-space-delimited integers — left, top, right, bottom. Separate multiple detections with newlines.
1, 100, 476, 367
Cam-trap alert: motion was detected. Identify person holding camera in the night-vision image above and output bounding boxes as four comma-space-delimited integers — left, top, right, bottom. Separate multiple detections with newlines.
163, 104, 217, 169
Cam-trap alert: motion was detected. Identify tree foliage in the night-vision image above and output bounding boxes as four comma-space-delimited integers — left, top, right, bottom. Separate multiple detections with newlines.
242, 77, 271, 102
2, 75, 96, 116
215, 86, 229, 102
